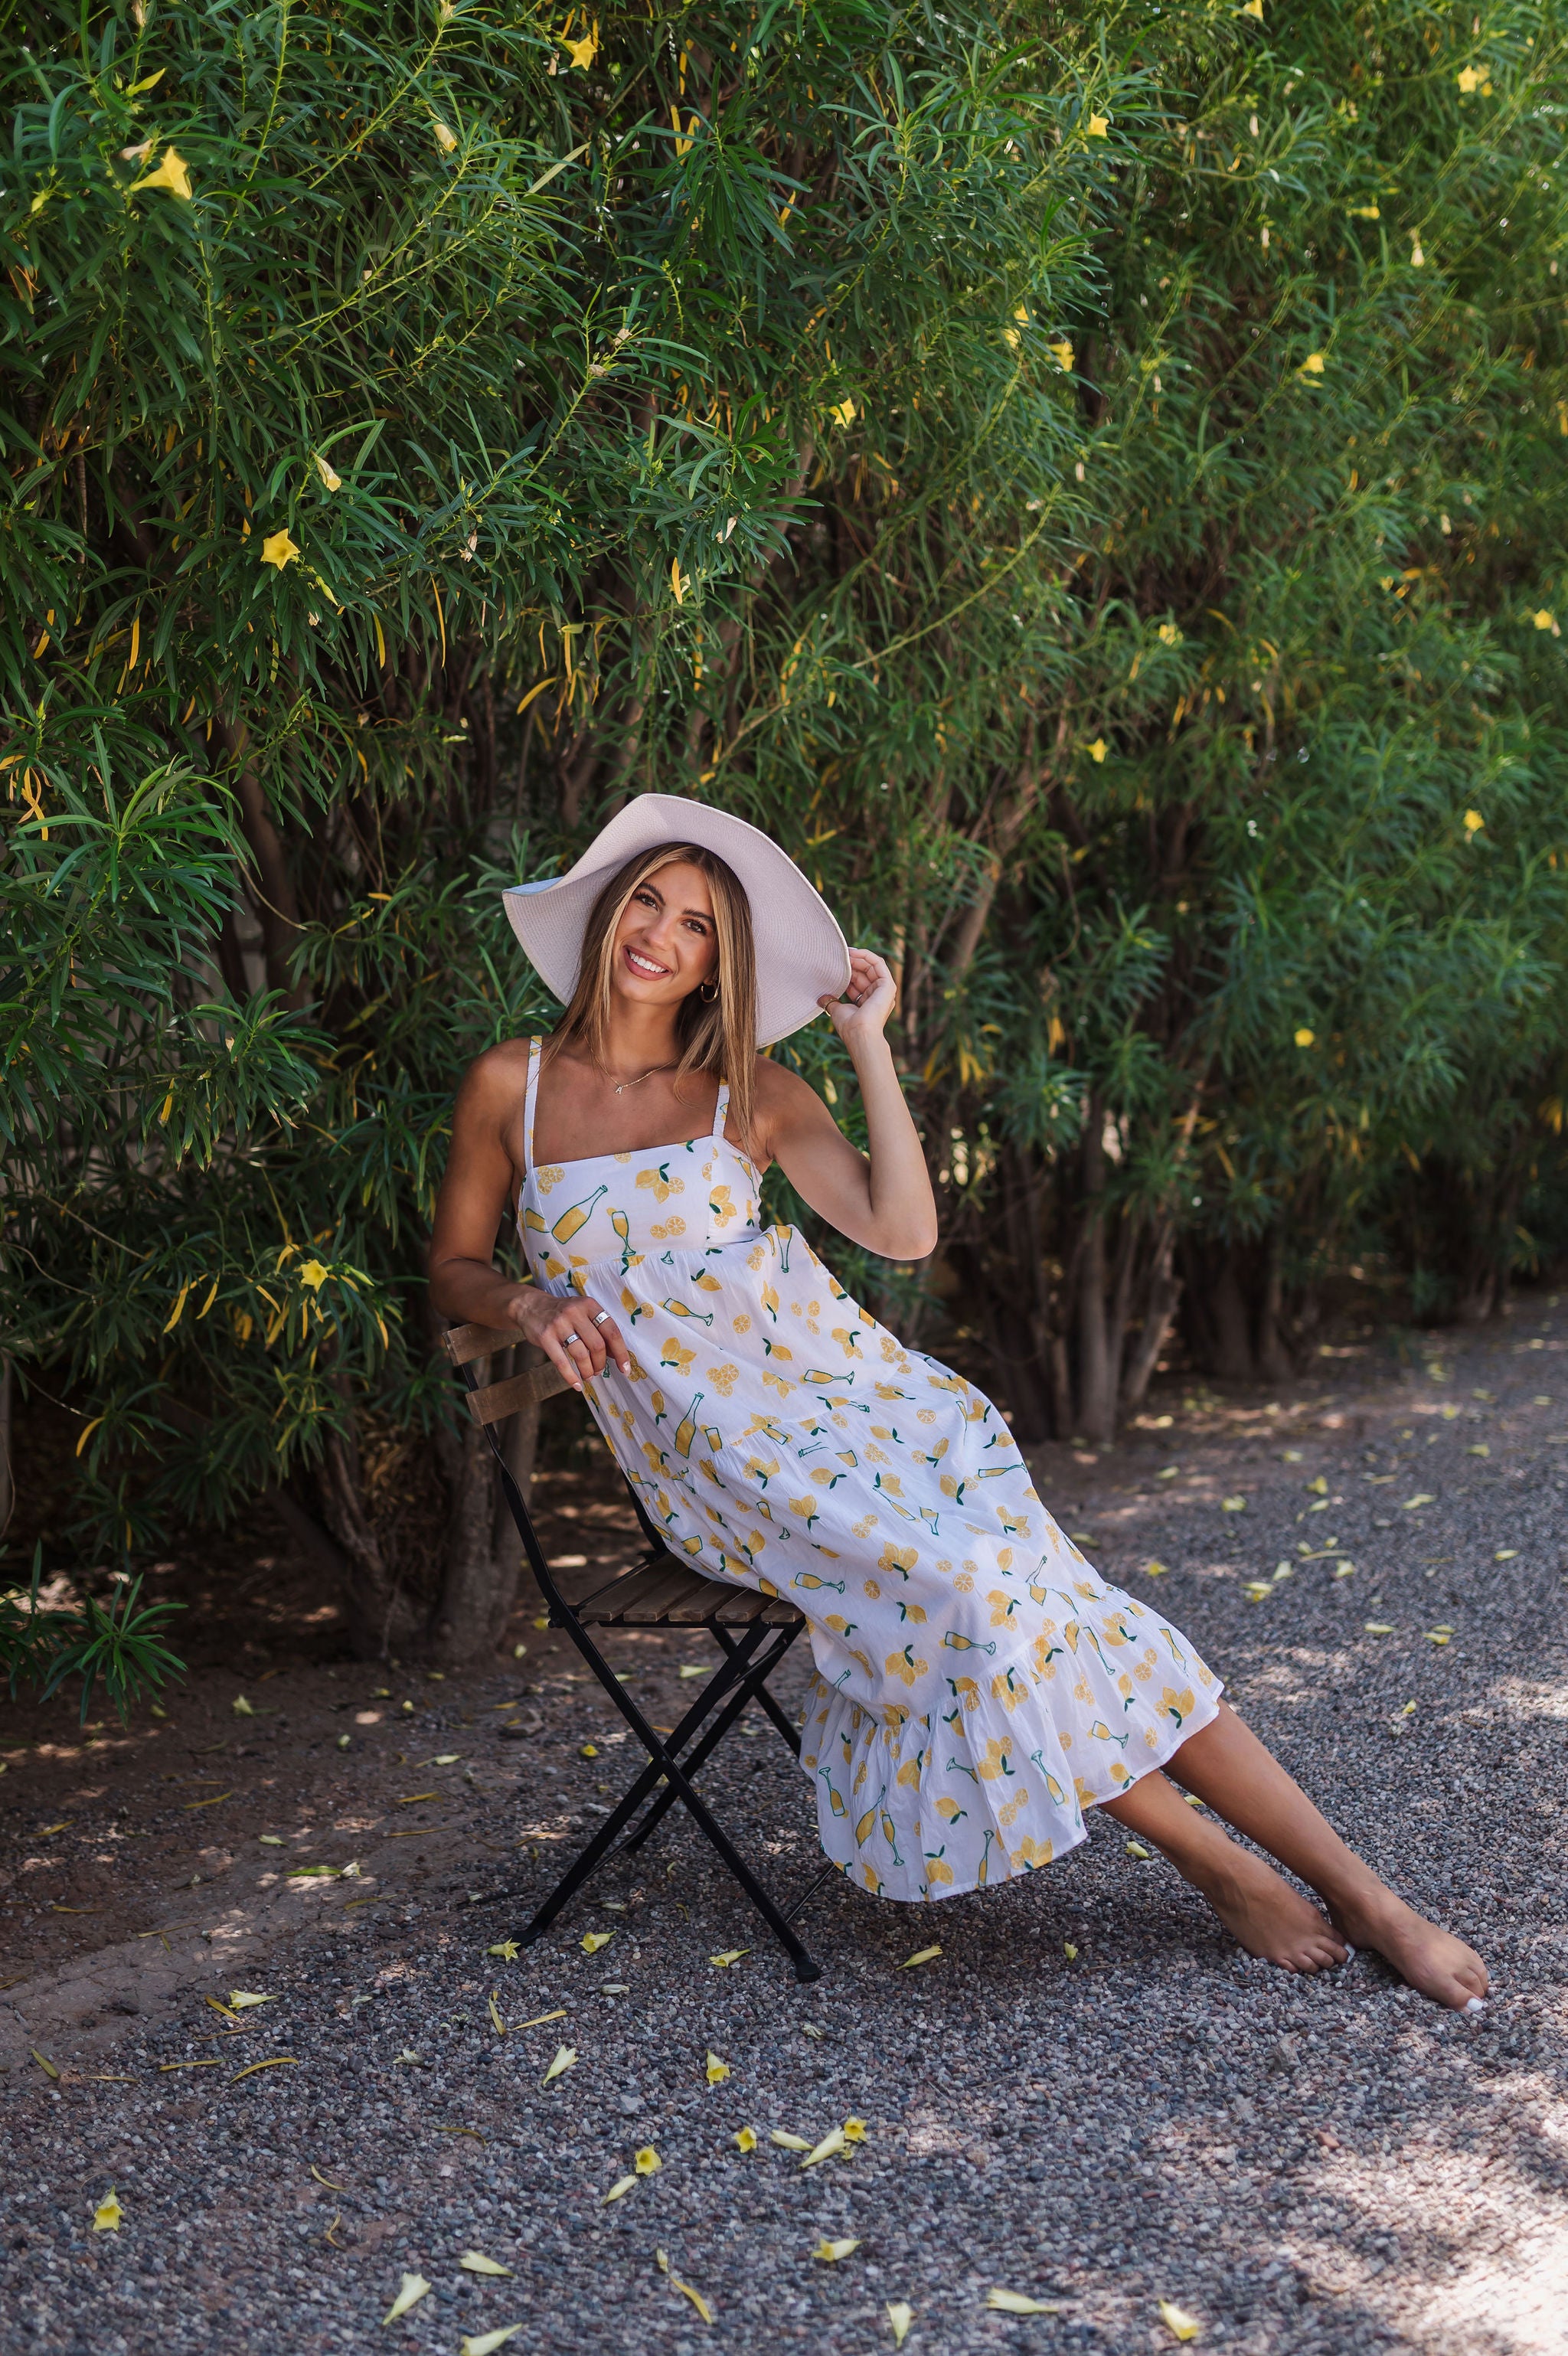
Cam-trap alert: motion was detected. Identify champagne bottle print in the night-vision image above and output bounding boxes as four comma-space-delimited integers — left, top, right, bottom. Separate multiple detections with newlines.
673, 1390, 705, 1458
609, 1206, 632, 1266
551, 1181, 608, 1242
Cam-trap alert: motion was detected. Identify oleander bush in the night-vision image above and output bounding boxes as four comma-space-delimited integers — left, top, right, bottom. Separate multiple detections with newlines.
4, 0, 1566, 1682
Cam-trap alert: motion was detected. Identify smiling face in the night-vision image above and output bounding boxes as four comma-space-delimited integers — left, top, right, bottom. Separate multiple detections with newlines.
609, 858, 719, 1007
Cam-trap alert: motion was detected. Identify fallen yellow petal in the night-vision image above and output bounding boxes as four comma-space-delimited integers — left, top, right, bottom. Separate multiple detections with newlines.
487, 1940, 520, 1962
1063, 1942, 1079, 1960
204, 1995, 239, 2020
988, 2289, 1062, 2315
580, 1743, 599, 1758
634, 2145, 662, 2175
708, 1949, 749, 1968
129, 145, 192, 200
887, 2302, 916, 2348
459, 2252, 513, 2276
1125, 1841, 1152, 1860
581, 1930, 614, 1953
842, 2117, 867, 2142
227, 1992, 274, 2009
1144, 1559, 1168, 1577
800, 2126, 846, 2170
488, 1995, 505, 2037
1495, 1547, 1518, 1560
1426, 1629, 1452, 1645
232, 1694, 255, 1715
514, 2009, 567, 2029
705, 2050, 730, 2086
901, 1945, 941, 1969
1364, 1622, 1395, 1635
383, 2273, 431, 2325
1159, 2299, 1202, 2342
733, 2126, 758, 2152
230, 2056, 299, 2084
770, 2130, 812, 2152
1220, 1495, 1246, 1512
1403, 1494, 1436, 1510
678, 1664, 708, 1678
542, 2044, 577, 2087
461, 2328, 523, 2356
815, 2237, 861, 2260
260, 531, 299, 571
31, 2048, 59, 2080
93, 2190, 122, 2233
602, 2175, 639, 2204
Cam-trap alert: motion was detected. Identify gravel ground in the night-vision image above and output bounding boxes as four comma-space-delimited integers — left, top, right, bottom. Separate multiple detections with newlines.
3, 1309, 1566, 2355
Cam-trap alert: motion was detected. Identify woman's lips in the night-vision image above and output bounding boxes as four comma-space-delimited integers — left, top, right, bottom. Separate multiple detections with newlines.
623, 945, 671, 979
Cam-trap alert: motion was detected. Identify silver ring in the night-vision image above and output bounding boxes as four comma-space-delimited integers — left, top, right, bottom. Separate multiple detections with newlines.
565, 1333, 584, 1348
592, 1310, 611, 1327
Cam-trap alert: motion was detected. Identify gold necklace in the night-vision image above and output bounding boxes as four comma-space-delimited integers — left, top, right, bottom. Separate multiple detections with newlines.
608, 1061, 676, 1096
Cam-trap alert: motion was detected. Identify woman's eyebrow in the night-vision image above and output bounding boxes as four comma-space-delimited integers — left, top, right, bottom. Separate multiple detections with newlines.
680, 904, 713, 922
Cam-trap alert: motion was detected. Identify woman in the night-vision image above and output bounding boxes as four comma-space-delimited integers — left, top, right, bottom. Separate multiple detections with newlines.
430, 794, 1488, 2011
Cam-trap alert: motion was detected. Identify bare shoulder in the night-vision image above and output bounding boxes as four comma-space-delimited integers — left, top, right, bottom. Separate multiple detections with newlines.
749, 1054, 841, 1147
454, 1035, 534, 1122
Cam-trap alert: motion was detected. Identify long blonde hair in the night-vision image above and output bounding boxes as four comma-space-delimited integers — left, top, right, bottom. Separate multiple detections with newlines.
546, 843, 760, 1150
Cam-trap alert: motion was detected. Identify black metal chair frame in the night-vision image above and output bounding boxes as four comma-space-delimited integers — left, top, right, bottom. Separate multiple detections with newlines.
443, 1322, 828, 1982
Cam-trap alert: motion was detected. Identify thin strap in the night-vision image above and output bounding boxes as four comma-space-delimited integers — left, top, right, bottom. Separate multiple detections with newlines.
523, 1037, 542, 1172
711, 1075, 731, 1139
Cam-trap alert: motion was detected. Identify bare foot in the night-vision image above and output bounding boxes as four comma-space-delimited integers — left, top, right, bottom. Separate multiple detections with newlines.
1188, 1843, 1351, 1975
1329, 1886, 1489, 2011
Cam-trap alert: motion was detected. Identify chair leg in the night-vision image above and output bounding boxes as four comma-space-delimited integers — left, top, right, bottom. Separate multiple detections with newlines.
619, 1624, 799, 1855
711, 1622, 803, 1757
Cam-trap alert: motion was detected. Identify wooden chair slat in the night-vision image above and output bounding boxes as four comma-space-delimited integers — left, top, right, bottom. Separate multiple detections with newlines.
614, 1564, 719, 1626
443, 1320, 527, 1368
708, 1586, 773, 1626
463, 1364, 573, 1425
570, 1558, 678, 1622
762, 1597, 805, 1626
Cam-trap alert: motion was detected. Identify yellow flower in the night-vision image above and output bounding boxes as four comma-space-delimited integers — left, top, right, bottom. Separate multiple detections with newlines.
1048, 339, 1074, 371
1240, 0, 1263, 17
432, 119, 458, 153
1455, 65, 1481, 93
564, 25, 599, 68
299, 1259, 329, 1291
129, 146, 192, 201
1086, 113, 1109, 138
1531, 609, 1557, 632
1462, 809, 1484, 835
314, 453, 342, 492
830, 397, 857, 427
1086, 737, 1107, 763
1157, 622, 1182, 646
1298, 351, 1326, 376
260, 530, 299, 570
1294, 1027, 1315, 1048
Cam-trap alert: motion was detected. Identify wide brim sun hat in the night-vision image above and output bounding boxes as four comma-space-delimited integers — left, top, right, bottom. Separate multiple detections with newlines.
502, 793, 851, 1048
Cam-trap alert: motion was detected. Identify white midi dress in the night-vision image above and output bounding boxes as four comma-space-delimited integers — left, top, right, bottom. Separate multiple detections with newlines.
518, 1040, 1221, 1902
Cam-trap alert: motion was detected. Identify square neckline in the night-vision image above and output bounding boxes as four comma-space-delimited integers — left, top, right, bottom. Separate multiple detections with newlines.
521, 1037, 762, 1185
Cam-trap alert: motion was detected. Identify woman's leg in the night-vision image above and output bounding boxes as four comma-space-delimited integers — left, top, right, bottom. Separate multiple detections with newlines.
1100, 1701, 1488, 2010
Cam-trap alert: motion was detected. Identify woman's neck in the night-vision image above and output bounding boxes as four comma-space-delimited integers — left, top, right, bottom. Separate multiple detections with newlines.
583, 1002, 687, 1077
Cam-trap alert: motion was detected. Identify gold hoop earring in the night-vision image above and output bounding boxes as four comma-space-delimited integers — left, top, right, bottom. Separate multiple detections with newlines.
698, 979, 719, 1003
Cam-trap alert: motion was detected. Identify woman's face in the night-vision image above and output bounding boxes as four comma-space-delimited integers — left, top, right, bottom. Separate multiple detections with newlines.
610, 860, 719, 1008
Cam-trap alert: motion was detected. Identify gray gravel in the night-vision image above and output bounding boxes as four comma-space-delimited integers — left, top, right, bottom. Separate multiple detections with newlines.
3, 1309, 1567, 2354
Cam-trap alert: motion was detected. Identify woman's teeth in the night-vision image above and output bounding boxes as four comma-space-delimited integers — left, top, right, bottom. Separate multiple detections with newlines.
626, 949, 668, 976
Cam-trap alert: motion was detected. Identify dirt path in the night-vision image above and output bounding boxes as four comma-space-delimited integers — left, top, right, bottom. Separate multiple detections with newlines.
2, 1309, 1565, 2353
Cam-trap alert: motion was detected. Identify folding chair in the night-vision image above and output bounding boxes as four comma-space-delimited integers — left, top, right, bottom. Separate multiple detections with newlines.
441, 1322, 828, 1982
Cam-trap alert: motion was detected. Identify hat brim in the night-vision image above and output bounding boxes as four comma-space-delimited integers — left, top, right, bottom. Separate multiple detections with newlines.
502, 794, 851, 1048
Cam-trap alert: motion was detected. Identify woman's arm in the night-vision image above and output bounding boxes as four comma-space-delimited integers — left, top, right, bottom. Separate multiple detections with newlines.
760, 949, 938, 1260
426, 1045, 631, 1391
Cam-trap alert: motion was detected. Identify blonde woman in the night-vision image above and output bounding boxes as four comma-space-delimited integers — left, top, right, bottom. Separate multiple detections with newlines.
430, 795, 1488, 2011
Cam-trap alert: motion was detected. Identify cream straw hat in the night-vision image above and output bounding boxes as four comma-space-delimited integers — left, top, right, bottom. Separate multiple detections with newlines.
502, 792, 851, 1047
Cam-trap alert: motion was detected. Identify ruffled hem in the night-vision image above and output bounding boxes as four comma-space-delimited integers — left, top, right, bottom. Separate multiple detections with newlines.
799, 1665, 1223, 1903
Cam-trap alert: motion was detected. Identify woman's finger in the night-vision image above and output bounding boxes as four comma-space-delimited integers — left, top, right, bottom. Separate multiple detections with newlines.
580, 1297, 632, 1376
557, 1302, 608, 1378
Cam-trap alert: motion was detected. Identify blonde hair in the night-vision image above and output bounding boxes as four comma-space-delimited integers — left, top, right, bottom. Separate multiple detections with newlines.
546, 843, 760, 1150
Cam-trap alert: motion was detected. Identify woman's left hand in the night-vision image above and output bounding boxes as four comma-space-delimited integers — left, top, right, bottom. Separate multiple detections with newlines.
820, 948, 897, 1051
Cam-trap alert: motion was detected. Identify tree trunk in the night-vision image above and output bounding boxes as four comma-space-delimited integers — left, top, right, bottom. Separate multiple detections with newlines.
431, 1415, 518, 1665
1076, 1101, 1113, 1442
1120, 1219, 1181, 1410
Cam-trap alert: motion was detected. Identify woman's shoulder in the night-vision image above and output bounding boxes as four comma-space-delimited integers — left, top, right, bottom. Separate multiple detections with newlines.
456, 1033, 537, 1111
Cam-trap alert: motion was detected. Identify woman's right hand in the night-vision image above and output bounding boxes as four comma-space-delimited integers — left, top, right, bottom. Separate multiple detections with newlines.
503, 1283, 632, 1390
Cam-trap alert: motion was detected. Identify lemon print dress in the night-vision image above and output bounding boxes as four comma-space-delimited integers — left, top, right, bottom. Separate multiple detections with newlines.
518, 1038, 1221, 1903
